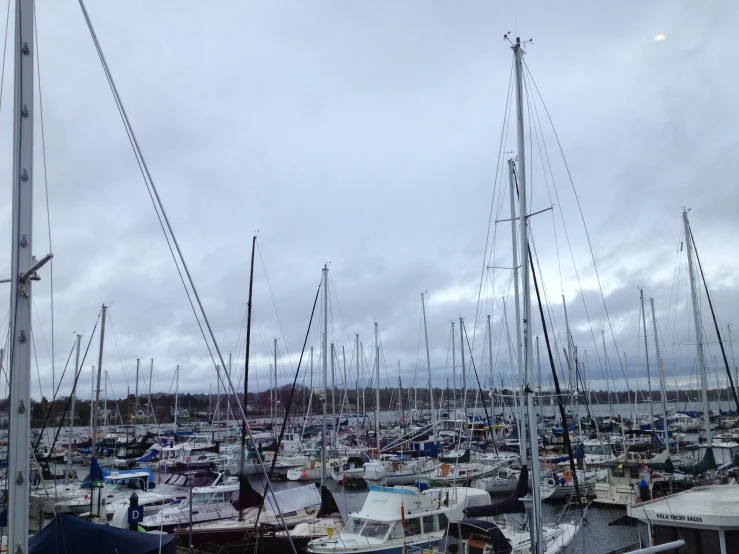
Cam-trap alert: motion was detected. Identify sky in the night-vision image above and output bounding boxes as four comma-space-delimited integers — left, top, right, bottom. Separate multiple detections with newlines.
1, 1, 738, 404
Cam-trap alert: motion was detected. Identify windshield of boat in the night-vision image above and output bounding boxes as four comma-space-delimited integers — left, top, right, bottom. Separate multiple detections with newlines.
106, 482, 124, 494
584, 444, 608, 455
358, 520, 391, 540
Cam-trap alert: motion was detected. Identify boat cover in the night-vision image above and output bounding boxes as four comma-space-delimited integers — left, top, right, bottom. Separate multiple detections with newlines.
135, 447, 160, 464
29, 514, 176, 554
677, 446, 717, 475
439, 520, 512, 554
264, 483, 321, 516
439, 449, 470, 464
463, 465, 527, 518
317, 484, 342, 518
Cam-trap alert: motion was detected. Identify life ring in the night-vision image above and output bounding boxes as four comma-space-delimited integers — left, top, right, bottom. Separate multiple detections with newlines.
547, 477, 556, 487
633, 453, 641, 462
185, 456, 192, 463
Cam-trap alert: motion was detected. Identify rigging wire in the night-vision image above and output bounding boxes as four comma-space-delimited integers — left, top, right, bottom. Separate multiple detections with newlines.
33, 2, 56, 425
472, 57, 515, 344
523, 59, 629, 386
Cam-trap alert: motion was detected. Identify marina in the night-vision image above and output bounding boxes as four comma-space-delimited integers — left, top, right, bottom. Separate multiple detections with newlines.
1, 2, 738, 554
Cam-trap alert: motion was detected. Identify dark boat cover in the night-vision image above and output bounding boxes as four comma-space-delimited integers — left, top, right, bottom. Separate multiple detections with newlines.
231, 473, 264, 510
439, 520, 512, 554
463, 465, 528, 518
678, 447, 717, 475
29, 514, 176, 554
439, 449, 470, 464
317, 484, 342, 518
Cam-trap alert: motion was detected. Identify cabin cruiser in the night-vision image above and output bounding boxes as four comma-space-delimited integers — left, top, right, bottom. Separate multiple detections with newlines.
540, 468, 607, 502
57, 469, 154, 515
362, 454, 439, 486
627, 485, 739, 553
306, 485, 490, 554
158, 434, 219, 470
107, 470, 224, 521
135, 482, 240, 532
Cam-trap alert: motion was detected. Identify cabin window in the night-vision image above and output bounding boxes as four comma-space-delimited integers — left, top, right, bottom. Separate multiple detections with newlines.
359, 521, 390, 539
406, 517, 422, 536
611, 467, 624, 478
342, 518, 362, 535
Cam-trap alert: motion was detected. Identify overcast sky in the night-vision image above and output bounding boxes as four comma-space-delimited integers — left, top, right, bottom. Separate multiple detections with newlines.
1, 1, 738, 405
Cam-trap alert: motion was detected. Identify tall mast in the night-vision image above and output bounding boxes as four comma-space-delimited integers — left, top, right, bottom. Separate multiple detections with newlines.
683, 209, 712, 444
421, 292, 435, 440
639, 289, 655, 434
239, 235, 257, 520
730, 325, 737, 401
321, 266, 328, 485
488, 315, 495, 402
174, 364, 180, 430
375, 322, 381, 456
513, 36, 543, 552
451, 320, 456, 421
355, 334, 360, 418
66, 334, 82, 484
459, 318, 468, 433
508, 158, 525, 419
273, 337, 278, 430
148, 359, 153, 427
342, 345, 348, 418
103, 370, 108, 429
603, 331, 614, 424
134, 357, 140, 438
7, 0, 35, 547
331, 343, 336, 447
650, 298, 670, 455
92, 304, 108, 453
503, 297, 525, 461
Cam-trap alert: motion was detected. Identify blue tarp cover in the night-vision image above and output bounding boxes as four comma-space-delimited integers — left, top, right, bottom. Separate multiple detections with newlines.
29, 514, 176, 554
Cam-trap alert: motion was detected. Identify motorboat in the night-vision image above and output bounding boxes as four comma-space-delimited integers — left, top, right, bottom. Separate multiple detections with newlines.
306, 485, 490, 554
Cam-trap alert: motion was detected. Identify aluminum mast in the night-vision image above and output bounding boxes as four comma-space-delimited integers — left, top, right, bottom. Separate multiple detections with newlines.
682, 209, 712, 444
513, 36, 543, 552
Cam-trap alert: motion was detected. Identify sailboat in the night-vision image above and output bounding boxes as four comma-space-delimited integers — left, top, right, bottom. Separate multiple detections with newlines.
431, 35, 586, 554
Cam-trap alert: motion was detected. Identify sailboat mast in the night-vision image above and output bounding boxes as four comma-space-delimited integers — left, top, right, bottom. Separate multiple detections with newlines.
174, 364, 179, 430
239, 235, 257, 520
730, 325, 738, 400
374, 322, 381, 456
274, 338, 278, 430
92, 304, 108, 453
7, 0, 35, 546
488, 315, 495, 402
640, 289, 655, 432
321, 266, 328, 485
66, 334, 82, 484
421, 292, 435, 440
148, 359, 153, 427
451, 320, 456, 422
459, 318, 468, 431
331, 343, 336, 447
355, 334, 360, 419
683, 209, 712, 444
603, 331, 614, 424
513, 36, 543, 552
650, 298, 670, 454
134, 357, 140, 438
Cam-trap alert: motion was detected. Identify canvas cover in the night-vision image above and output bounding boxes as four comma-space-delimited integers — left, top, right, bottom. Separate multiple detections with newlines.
29, 514, 176, 554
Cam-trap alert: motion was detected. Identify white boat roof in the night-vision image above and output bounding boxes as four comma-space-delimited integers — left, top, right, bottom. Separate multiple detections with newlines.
350, 486, 488, 522
628, 485, 739, 528
106, 471, 151, 481
193, 483, 239, 494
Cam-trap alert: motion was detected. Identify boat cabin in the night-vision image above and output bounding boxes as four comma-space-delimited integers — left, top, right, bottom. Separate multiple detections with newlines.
628, 485, 739, 553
